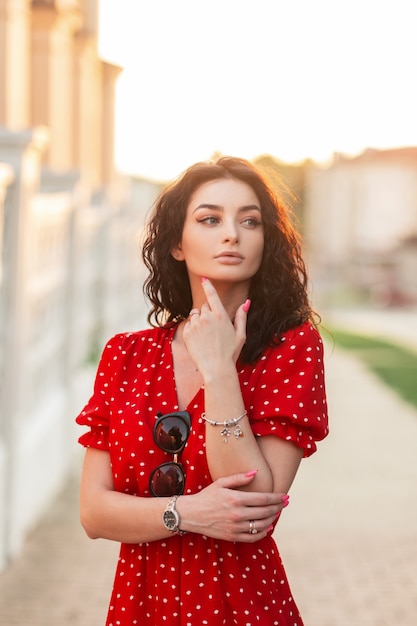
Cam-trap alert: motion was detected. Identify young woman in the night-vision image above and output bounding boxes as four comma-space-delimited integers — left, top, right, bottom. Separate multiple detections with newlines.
76, 156, 329, 625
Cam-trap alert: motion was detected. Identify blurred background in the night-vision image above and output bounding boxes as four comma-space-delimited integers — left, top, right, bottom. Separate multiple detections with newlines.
0, 1, 416, 624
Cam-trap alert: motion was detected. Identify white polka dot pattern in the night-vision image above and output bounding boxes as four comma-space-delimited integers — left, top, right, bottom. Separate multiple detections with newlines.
76, 321, 328, 625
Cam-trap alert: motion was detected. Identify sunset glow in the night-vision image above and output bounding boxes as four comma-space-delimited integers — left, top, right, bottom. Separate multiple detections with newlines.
99, 0, 417, 181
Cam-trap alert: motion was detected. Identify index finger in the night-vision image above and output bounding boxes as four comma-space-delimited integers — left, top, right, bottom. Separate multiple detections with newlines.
200, 277, 225, 313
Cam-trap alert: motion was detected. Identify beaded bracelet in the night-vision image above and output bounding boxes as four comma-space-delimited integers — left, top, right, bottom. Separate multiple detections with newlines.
201, 410, 247, 443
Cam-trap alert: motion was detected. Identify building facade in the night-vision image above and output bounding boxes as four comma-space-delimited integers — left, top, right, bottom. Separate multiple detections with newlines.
305, 148, 417, 307
0, 0, 119, 188
0, 0, 162, 568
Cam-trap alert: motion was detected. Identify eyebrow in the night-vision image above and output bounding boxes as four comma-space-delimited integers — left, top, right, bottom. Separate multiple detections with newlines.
192, 203, 261, 213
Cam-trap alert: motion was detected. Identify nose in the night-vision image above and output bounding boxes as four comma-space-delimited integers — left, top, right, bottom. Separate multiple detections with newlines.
222, 219, 239, 244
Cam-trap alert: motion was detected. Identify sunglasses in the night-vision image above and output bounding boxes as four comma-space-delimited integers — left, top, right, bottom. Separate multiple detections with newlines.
149, 411, 191, 497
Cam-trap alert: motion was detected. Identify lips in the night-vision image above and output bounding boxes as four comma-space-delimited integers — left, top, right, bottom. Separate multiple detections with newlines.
214, 251, 244, 264
214, 251, 243, 260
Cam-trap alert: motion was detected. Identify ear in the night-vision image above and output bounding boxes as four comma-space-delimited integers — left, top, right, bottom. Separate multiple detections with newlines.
171, 244, 185, 261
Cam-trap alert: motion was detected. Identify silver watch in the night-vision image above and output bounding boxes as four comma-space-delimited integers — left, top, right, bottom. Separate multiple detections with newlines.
162, 495, 187, 535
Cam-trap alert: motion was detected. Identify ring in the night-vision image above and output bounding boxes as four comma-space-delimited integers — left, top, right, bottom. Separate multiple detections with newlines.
249, 520, 258, 535
189, 309, 200, 317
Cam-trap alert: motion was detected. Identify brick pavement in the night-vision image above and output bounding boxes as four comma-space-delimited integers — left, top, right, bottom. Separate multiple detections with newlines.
1, 340, 417, 625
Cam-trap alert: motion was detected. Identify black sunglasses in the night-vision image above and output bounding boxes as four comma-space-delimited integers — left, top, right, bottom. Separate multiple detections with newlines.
149, 411, 191, 497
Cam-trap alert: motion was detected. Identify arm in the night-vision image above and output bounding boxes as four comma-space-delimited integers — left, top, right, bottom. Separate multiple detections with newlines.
204, 366, 303, 493
80, 447, 286, 544
80, 448, 170, 542
203, 362, 277, 492
183, 278, 303, 493
257, 436, 303, 493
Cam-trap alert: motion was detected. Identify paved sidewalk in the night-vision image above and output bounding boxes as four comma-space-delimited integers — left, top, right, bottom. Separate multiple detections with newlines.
278, 346, 417, 626
1, 342, 417, 625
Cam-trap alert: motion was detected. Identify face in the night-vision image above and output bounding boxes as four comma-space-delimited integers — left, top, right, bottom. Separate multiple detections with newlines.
173, 178, 264, 288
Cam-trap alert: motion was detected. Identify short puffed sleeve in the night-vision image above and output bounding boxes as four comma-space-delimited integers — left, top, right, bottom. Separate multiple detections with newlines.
246, 323, 328, 457
75, 334, 124, 450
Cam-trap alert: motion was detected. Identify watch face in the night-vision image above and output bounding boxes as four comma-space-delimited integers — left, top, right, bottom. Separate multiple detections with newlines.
163, 510, 178, 530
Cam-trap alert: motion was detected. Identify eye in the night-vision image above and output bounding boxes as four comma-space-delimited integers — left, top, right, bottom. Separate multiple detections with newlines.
197, 216, 220, 225
242, 216, 262, 228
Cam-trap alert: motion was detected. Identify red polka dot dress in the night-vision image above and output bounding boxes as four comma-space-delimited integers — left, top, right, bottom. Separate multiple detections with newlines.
76, 321, 328, 625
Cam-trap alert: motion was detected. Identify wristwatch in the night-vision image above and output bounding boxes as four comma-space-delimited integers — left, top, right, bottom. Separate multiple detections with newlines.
162, 495, 187, 535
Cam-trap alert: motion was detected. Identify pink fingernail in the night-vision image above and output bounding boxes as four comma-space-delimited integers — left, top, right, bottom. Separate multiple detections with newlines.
267, 524, 274, 533
201, 276, 207, 282
245, 469, 258, 478
243, 299, 251, 313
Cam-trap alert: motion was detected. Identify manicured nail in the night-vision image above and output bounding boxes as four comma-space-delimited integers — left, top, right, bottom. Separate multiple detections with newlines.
281, 495, 290, 508
243, 298, 251, 313
200, 276, 207, 282
267, 524, 274, 533
245, 469, 258, 478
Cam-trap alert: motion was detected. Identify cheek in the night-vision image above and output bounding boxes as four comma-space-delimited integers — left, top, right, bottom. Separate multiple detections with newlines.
253, 254, 263, 274
181, 234, 209, 264
250, 236, 264, 265
182, 224, 214, 252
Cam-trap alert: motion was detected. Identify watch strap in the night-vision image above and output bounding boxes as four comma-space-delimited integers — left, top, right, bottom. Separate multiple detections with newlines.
164, 495, 187, 535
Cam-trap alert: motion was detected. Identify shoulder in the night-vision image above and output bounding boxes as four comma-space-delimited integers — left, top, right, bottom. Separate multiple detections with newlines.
101, 325, 175, 358
278, 321, 324, 354
260, 320, 324, 363
240, 321, 325, 379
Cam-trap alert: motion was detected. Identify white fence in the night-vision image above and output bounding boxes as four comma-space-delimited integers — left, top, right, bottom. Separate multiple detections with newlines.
0, 127, 162, 568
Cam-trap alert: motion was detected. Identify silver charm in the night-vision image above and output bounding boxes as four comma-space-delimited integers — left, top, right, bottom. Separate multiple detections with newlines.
233, 423, 243, 439
220, 426, 231, 443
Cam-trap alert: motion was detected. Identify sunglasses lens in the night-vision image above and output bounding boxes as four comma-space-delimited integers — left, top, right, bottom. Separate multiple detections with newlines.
150, 412, 190, 497
149, 463, 185, 497
154, 416, 189, 453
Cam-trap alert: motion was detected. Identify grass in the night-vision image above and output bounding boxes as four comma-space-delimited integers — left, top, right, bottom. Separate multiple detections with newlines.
327, 328, 417, 411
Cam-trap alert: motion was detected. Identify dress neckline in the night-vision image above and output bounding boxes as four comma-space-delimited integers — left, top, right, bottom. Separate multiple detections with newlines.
167, 324, 204, 412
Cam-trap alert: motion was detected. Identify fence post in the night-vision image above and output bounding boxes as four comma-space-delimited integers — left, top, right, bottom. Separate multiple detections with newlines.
0, 126, 48, 565
0, 161, 15, 569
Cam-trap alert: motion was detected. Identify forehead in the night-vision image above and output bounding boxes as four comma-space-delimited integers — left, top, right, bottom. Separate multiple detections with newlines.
188, 178, 260, 208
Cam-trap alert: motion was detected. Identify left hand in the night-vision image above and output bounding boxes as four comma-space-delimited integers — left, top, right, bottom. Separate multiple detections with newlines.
182, 278, 249, 376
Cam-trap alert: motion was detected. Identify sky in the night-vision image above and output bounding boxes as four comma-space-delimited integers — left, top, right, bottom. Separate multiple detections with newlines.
99, 0, 417, 181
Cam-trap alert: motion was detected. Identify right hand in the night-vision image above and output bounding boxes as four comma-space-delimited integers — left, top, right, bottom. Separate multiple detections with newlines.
183, 278, 249, 375
177, 471, 288, 542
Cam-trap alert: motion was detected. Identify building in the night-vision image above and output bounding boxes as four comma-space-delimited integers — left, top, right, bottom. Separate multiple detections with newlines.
305, 147, 417, 307
0, 0, 162, 568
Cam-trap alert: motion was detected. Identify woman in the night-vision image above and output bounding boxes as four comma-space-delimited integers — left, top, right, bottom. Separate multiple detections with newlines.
77, 156, 329, 625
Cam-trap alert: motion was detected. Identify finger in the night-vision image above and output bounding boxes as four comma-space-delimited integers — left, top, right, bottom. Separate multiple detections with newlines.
216, 478, 282, 509
233, 300, 250, 340
188, 308, 201, 323
238, 511, 280, 539
217, 470, 259, 490
240, 505, 282, 523
241, 517, 268, 536
199, 301, 211, 316
236, 526, 272, 543
200, 277, 226, 314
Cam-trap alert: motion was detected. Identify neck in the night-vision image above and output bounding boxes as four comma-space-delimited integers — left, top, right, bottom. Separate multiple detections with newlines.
190, 278, 250, 320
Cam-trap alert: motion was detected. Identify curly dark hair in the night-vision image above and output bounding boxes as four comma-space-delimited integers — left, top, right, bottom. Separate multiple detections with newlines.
142, 156, 315, 363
